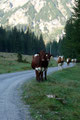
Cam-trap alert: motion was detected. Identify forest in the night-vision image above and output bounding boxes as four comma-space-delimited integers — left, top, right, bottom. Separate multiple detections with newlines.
0, 26, 45, 55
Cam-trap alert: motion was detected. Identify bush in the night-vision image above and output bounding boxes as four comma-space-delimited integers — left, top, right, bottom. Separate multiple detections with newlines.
17, 53, 23, 62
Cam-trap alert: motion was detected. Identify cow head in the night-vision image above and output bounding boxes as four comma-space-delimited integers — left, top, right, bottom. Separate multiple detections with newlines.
39, 50, 46, 62
46, 53, 52, 62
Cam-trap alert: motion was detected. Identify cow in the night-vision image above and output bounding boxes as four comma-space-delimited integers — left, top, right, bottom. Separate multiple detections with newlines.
66, 58, 71, 65
57, 56, 64, 70
31, 51, 52, 82
31, 51, 46, 82
71, 58, 77, 63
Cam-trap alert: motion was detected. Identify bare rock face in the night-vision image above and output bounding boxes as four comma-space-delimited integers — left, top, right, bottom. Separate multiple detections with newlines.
0, 0, 75, 43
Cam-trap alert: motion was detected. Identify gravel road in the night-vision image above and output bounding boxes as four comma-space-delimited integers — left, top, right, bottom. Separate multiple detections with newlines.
0, 62, 74, 120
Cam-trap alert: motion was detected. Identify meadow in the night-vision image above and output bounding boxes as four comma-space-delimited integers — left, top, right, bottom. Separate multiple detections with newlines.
22, 64, 80, 120
0, 52, 32, 74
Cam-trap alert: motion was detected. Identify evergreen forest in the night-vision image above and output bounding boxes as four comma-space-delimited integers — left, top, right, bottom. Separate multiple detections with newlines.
0, 27, 45, 55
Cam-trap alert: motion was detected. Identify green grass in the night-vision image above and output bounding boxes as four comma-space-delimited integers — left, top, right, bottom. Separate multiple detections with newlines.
48, 57, 57, 67
0, 52, 32, 74
22, 64, 80, 120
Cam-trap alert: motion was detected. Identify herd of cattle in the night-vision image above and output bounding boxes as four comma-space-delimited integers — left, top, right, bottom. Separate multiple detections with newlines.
31, 50, 77, 82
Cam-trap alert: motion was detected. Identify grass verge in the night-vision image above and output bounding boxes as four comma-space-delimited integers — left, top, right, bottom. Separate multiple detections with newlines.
22, 64, 80, 120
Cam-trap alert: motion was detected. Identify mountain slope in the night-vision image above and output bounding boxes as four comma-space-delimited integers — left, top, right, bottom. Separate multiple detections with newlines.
0, 0, 74, 43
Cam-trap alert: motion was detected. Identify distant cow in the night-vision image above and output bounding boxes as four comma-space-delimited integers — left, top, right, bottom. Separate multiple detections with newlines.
31, 51, 52, 82
66, 58, 71, 65
57, 56, 64, 69
71, 59, 77, 63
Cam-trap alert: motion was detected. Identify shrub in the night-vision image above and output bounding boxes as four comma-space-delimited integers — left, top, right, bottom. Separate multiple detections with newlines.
17, 53, 23, 62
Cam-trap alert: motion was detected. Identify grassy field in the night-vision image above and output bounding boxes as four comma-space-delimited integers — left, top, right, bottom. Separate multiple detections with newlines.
22, 64, 80, 120
0, 52, 57, 74
0, 52, 32, 74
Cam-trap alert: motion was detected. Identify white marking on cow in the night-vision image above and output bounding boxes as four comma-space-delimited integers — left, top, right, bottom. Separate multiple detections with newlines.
75, 59, 77, 62
35, 67, 41, 71
67, 58, 69, 62
71, 59, 74, 62
34, 54, 39, 57
74, 59, 77, 62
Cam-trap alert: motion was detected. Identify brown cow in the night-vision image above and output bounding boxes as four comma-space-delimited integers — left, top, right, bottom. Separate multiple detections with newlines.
31, 51, 46, 82
31, 51, 52, 82
66, 58, 71, 65
57, 56, 64, 70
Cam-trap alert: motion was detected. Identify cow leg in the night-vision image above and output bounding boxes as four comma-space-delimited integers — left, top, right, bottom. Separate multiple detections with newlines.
35, 70, 38, 81
58, 64, 60, 70
61, 66, 62, 70
45, 69, 47, 80
38, 72, 41, 82
67, 63, 69, 66
41, 71, 43, 81
61, 63, 63, 70
35, 70, 40, 82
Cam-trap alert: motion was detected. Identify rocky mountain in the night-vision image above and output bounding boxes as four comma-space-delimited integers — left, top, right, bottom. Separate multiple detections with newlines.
0, 0, 75, 43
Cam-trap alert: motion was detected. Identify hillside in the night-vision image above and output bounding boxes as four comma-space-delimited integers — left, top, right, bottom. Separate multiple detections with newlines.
0, 0, 75, 43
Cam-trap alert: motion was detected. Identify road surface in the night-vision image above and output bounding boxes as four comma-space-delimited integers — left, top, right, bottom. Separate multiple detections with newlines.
0, 62, 74, 120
